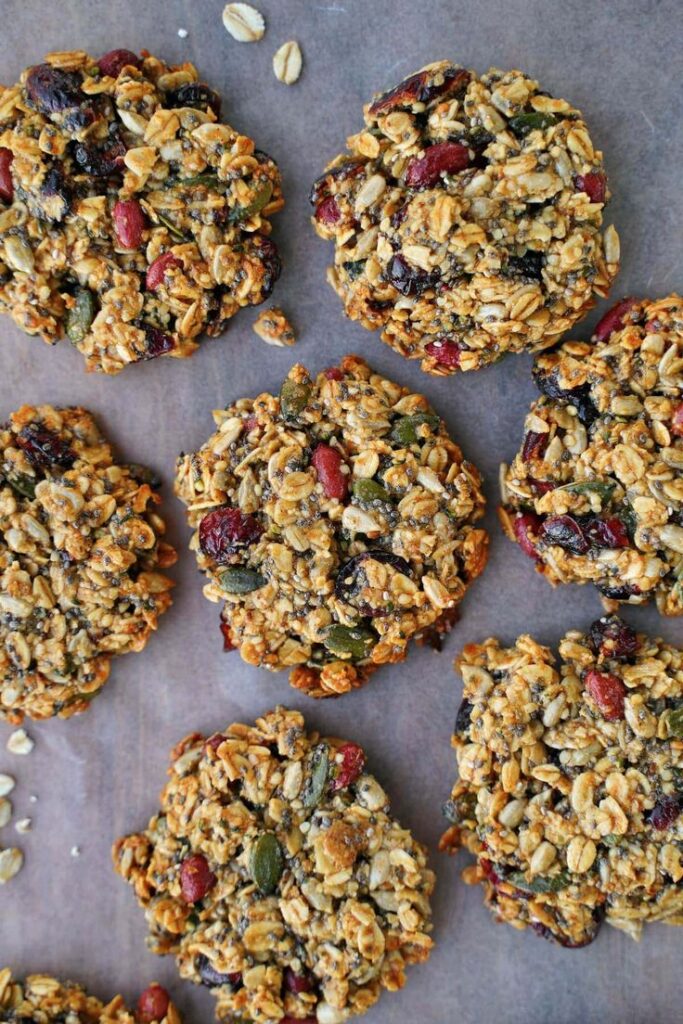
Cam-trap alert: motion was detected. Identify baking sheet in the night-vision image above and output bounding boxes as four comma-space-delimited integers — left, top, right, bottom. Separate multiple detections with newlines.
1, 1, 682, 1021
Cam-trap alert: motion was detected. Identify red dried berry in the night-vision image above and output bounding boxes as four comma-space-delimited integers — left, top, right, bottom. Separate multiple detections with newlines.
529, 478, 556, 496
331, 742, 366, 791
593, 298, 638, 343
584, 668, 626, 721
179, 853, 216, 903
138, 324, 175, 360
323, 366, 344, 380
16, 424, 75, 469
649, 796, 681, 831
0, 148, 14, 203
585, 516, 630, 549
425, 337, 462, 368
205, 733, 226, 751
479, 857, 503, 887
137, 984, 170, 1023
146, 252, 182, 290
311, 443, 348, 500
513, 513, 542, 561
113, 198, 146, 248
405, 141, 470, 188
281, 1018, 317, 1024
671, 402, 683, 438
315, 196, 340, 224
219, 622, 236, 652
283, 968, 315, 994
575, 171, 607, 204
198, 506, 263, 563
540, 514, 588, 555
98, 49, 142, 78
521, 430, 548, 462
369, 66, 470, 116
588, 616, 639, 661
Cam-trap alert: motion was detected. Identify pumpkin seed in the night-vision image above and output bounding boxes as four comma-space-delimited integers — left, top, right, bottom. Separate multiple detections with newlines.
508, 112, 561, 137
508, 870, 570, 894
352, 478, 391, 504
666, 706, 683, 738
174, 173, 222, 190
250, 832, 284, 894
229, 181, 273, 224
66, 288, 96, 344
6, 474, 36, 499
302, 743, 329, 808
390, 413, 439, 446
322, 623, 376, 661
280, 379, 311, 420
560, 480, 616, 502
219, 567, 267, 594
155, 211, 189, 241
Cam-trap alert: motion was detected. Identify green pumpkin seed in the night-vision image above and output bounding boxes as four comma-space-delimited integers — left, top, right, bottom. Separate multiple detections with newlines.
322, 623, 376, 661
175, 173, 222, 189
6, 474, 36, 500
302, 743, 329, 808
560, 480, 616, 503
280, 379, 311, 420
250, 832, 284, 894
390, 413, 439, 447
228, 181, 274, 225
219, 567, 267, 594
667, 706, 683, 738
342, 259, 366, 280
155, 211, 189, 241
508, 870, 570, 894
66, 289, 96, 344
508, 112, 561, 137
352, 478, 391, 504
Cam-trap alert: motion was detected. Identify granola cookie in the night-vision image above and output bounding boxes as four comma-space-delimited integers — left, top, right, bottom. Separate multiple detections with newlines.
0, 49, 283, 374
310, 61, 619, 375
0, 404, 176, 722
174, 354, 488, 697
113, 706, 434, 1023
440, 616, 683, 946
0, 969, 180, 1023
500, 294, 683, 615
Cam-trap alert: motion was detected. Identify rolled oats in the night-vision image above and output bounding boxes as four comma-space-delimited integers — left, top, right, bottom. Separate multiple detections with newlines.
174, 354, 488, 697
0, 49, 283, 373
6, 728, 33, 754
222, 3, 266, 42
113, 706, 434, 1022
0, 847, 23, 883
440, 616, 683, 946
0, 404, 176, 722
0, 969, 181, 1023
252, 306, 296, 347
310, 61, 618, 375
273, 42, 303, 86
500, 294, 683, 615
0, 773, 15, 796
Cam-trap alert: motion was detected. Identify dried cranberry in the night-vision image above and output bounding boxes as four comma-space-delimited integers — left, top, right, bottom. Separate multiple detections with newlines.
530, 478, 556, 496
198, 506, 262, 563
575, 171, 607, 204
585, 516, 629, 549
454, 699, 473, 736
219, 622, 236, 651
323, 366, 344, 380
671, 402, 683, 438
0, 149, 13, 203
331, 742, 366, 790
598, 582, 641, 601
136, 984, 170, 1023
315, 195, 341, 224
425, 337, 462, 368
252, 235, 281, 299
16, 424, 76, 470
506, 251, 544, 281
26, 64, 82, 113
309, 160, 365, 206
146, 252, 182, 291
98, 49, 141, 78
479, 858, 503, 887
593, 298, 638, 343
167, 82, 221, 118
196, 954, 241, 988
584, 668, 626, 721
588, 616, 639, 661
532, 367, 598, 427
41, 165, 71, 219
283, 968, 315, 994
386, 254, 438, 296
369, 66, 470, 115
530, 920, 599, 949
405, 141, 470, 188
311, 443, 348, 500
74, 129, 127, 178
539, 514, 588, 554
205, 733, 226, 751
512, 513, 542, 560
137, 323, 175, 360
335, 550, 412, 610
649, 795, 681, 831
113, 199, 146, 248
179, 853, 216, 903
521, 431, 548, 462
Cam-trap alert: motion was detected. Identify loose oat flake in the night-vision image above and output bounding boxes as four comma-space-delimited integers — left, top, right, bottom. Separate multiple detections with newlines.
0, 969, 182, 1023
222, 3, 265, 42
311, 61, 619, 375
273, 41, 302, 85
174, 355, 488, 697
0, 846, 22, 883
252, 306, 296, 346
114, 706, 434, 1023
0, 773, 14, 796
500, 294, 683, 616
6, 729, 33, 755
0, 405, 177, 723
0, 798, 11, 828
0, 49, 283, 373
441, 616, 683, 946
14, 817, 30, 834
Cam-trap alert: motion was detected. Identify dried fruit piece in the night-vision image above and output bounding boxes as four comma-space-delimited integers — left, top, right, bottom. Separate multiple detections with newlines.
649, 796, 681, 831
25, 63, 82, 113
199, 506, 263, 563
512, 513, 542, 560
331, 742, 366, 790
167, 82, 221, 118
180, 853, 216, 903
312, 443, 347, 500
273, 41, 302, 85
521, 431, 548, 462
222, 2, 265, 41
576, 171, 607, 204
425, 337, 462, 368
98, 48, 141, 78
585, 516, 630, 549
250, 832, 284, 894
113, 198, 146, 249
539, 515, 588, 555
146, 252, 182, 291
588, 616, 638, 661
315, 195, 340, 224
671, 402, 683, 438
137, 983, 171, 1022
386, 254, 438, 296
16, 423, 75, 469
584, 668, 626, 720
0, 148, 14, 203
405, 142, 470, 188
197, 955, 241, 988
283, 968, 315, 994
593, 297, 637, 343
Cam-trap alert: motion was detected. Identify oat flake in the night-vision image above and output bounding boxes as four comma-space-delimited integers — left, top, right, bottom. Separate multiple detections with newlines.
0, 773, 15, 797
7, 728, 34, 755
0, 846, 23, 883
273, 40, 302, 84
222, 2, 265, 41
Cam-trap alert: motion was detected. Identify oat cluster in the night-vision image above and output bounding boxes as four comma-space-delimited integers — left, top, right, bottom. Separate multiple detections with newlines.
0, 969, 181, 1023
113, 707, 434, 1023
0, 49, 283, 374
311, 61, 619, 375
440, 617, 683, 946
0, 404, 176, 722
174, 355, 488, 697
500, 294, 683, 615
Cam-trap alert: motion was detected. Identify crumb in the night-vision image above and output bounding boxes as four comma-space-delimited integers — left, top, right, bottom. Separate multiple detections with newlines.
70, 845, 81, 858
15, 817, 31, 834
252, 307, 296, 347
7, 729, 34, 755
177, 28, 188, 38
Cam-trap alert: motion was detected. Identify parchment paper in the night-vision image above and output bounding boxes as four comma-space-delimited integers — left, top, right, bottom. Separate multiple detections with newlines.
1, 1, 682, 1021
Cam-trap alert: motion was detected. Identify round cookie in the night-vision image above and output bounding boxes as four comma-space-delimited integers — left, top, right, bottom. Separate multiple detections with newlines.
440, 616, 683, 946
113, 706, 434, 1023
500, 294, 683, 615
310, 61, 619, 375
0, 49, 283, 374
0, 970, 180, 1023
0, 404, 176, 722
174, 354, 488, 696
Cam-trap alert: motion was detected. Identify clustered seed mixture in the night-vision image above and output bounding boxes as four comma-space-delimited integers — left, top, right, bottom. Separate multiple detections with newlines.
500, 294, 683, 615
113, 707, 434, 1023
0, 969, 180, 1023
311, 61, 619, 375
0, 404, 176, 722
174, 355, 488, 697
440, 616, 683, 947
0, 49, 283, 374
